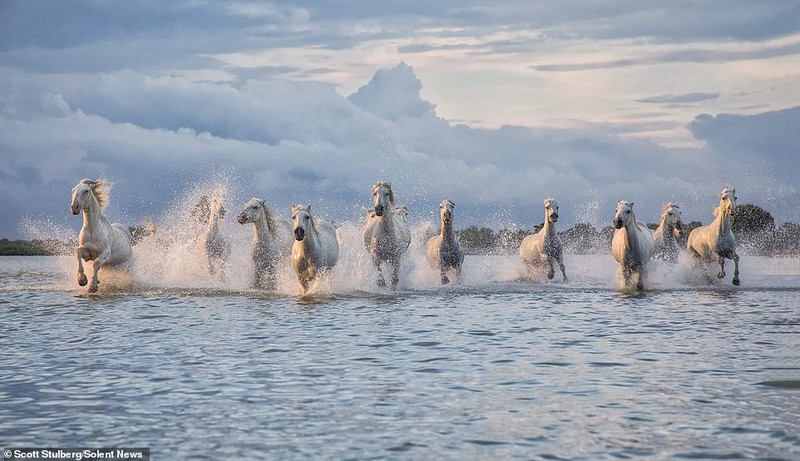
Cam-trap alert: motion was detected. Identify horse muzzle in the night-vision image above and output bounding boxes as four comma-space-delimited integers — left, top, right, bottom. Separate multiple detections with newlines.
613, 219, 623, 229
675, 221, 683, 230
294, 228, 305, 241
550, 213, 559, 223
70, 205, 81, 215
374, 205, 384, 217
236, 213, 248, 224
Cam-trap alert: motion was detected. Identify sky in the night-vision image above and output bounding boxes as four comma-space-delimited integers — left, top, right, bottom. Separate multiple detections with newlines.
1, 0, 799, 239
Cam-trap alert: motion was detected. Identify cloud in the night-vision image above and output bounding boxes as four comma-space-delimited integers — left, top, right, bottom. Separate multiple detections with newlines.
1, 0, 800, 238
348, 62, 436, 121
2, 61, 798, 241
637, 93, 720, 104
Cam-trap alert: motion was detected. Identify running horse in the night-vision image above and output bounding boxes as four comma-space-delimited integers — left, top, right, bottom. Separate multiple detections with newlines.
70, 178, 132, 293
687, 186, 740, 285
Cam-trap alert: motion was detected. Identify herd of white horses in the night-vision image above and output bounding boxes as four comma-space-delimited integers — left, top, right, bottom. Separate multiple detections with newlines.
70, 178, 741, 294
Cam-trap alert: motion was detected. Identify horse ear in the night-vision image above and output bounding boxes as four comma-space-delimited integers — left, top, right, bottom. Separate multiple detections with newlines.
630, 201, 634, 208
307, 204, 312, 212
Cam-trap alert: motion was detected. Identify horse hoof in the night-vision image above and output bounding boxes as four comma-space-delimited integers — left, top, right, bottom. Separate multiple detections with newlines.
733, 278, 740, 286
376, 278, 386, 287
88, 284, 98, 293
547, 272, 555, 280
78, 274, 88, 286
441, 276, 450, 285
718, 272, 725, 279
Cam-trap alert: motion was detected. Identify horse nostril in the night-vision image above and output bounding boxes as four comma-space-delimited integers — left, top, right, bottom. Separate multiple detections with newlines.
375, 205, 384, 217
294, 228, 305, 240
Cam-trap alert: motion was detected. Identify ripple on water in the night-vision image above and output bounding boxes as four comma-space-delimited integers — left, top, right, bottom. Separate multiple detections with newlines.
1, 256, 800, 459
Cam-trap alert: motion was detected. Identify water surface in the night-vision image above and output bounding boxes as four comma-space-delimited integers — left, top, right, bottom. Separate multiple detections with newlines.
1, 255, 799, 460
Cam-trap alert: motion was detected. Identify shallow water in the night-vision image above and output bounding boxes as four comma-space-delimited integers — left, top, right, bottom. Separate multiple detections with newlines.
1, 253, 799, 460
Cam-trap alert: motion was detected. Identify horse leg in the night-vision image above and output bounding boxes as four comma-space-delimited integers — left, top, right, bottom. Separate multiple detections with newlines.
253, 262, 265, 289
89, 253, 110, 293
375, 264, 386, 287
76, 247, 88, 286
622, 267, 631, 288
298, 272, 310, 295
732, 252, 740, 286
636, 269, 645, 290
547, 258, 555, 280
559, 258, 568, 282
390, 258, 400, 289
265, 266, 278, 291
440, 266, 450, 285
717, 255, 726, 279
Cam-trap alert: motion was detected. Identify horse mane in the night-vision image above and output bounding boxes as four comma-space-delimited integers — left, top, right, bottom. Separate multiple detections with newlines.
719, 185, 736, 199
81, 178, 111, 210
662, 202, 679, 216
441, 199, 455, 208
291, 204, 312, 218
259, 200, 279, 234
373, 181, 394, 204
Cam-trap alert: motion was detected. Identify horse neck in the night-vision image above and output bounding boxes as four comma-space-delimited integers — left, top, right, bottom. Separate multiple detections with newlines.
378, 206, 395, 230
712, 203, 732, 237
542, 216, 556, 235
81, 195, 107, 231
623, 213, 642, 246
301, 219, 321, 249
440, 215, 454, 239
254, 205, 276, 243
654, 218, 672, 240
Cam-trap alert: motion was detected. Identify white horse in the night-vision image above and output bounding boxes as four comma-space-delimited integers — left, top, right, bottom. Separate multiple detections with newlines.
237, 198, 293, 289
687, 186, 740, 285
653, 202, 683, 264
611, 200, 655, 290
290, 204, 339, 294
70, 178, 132, 293
519, 198, 567, 281
426, 199, 465, 285
199, 193, 230, 276
363, 182, 411, 288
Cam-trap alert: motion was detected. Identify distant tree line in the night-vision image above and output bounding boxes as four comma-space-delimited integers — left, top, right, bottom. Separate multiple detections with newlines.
0, 239, 73, 256
456, 203, 800, 256
2, 203, 799, 256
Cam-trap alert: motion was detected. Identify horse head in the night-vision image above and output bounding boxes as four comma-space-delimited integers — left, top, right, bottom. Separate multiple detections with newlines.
719, 186, 737, 215
291, 204, 312, 241
440, 199, 455, 225
661, 202, 682, 231
70, 178, 108, 215
544, 198, 559, 223
614, 200, 634, 229
237, 198, 265, 225
372, 181, 394, 217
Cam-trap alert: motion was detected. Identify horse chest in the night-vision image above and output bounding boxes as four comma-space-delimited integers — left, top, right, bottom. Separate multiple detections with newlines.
543, 234, 561, 256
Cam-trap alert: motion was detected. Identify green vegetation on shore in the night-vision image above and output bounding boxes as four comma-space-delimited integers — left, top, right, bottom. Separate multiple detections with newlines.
0, 239, 73, 256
